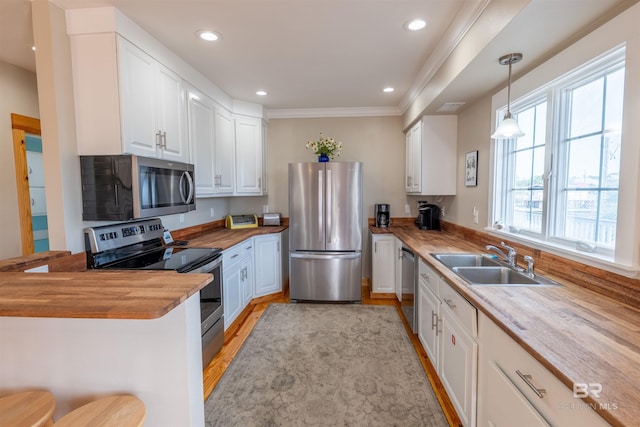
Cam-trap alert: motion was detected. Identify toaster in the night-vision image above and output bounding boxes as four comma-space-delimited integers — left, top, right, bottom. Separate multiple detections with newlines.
263, 213, 281, 226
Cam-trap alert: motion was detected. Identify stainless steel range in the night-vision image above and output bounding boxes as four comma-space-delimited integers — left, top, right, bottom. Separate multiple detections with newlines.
84, 218, 224, 368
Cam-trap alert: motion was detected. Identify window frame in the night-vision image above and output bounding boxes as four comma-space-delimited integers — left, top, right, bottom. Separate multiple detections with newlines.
491, 46, 626, 263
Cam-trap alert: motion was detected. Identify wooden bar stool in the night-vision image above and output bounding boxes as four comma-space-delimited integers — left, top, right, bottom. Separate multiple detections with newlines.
0, 390, 55, 427
54, 395, 145, 427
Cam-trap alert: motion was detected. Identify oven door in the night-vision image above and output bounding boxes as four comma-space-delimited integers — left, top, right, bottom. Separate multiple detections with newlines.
186, 255, 224, 367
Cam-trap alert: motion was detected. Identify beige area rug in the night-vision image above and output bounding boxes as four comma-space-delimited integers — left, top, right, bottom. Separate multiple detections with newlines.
204, 303, 448, 426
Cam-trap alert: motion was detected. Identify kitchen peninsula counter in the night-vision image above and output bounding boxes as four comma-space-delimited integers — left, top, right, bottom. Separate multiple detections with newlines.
371, 225, 640, 427
0, 270, 212, 319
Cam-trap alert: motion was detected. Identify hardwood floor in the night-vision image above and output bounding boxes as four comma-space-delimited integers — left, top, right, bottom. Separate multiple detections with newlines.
202, 286, 462, 427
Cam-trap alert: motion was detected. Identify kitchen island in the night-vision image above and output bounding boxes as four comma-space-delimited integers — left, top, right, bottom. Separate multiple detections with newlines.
0, 270, 212, 426
371, 224, 640, 427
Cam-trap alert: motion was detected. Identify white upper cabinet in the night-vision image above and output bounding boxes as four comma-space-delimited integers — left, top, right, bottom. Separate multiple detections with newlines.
405, 115, 457, 195
118, 38, 188, 162
187, 90, 216, 197
187, 88, 236, 198
214, 108, 235, 195
234, 115, 264, 195
70, 33, 189, 162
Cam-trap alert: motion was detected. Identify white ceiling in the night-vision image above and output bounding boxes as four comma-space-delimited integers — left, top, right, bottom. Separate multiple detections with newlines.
1, 0, 637, 115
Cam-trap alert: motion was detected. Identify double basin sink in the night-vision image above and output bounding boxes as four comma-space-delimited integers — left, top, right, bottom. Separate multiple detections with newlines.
432, 253, 560, 287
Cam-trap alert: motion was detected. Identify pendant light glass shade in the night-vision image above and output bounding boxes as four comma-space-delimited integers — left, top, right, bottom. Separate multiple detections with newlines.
491, 53, 524, 140
491, 114, 524, 139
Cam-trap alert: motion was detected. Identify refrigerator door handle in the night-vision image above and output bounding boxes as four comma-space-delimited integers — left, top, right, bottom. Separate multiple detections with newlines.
326, 169, 333, 244
318, 169, 324, 241
290, 252, 360, 260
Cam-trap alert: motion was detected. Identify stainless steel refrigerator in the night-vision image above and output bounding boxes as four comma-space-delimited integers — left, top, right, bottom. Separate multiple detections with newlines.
289, 162, 363, 302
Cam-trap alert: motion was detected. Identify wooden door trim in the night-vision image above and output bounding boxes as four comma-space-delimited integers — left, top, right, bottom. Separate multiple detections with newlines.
11, 114, 42, 255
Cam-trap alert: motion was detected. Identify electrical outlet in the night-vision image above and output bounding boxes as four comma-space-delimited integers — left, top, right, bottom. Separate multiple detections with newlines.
441, 206, 446, 217
472, 206, 479, 224
404, 204, 411, 214
210, 208, 215, 218
179, 214, 185, 223
263, 205, 269, 213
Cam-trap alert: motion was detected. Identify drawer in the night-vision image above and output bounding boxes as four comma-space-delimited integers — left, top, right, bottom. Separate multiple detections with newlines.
418, 259, 439, 296
223, 238, 254, 266
440, 280, 477, 337
486, 319, 610, 427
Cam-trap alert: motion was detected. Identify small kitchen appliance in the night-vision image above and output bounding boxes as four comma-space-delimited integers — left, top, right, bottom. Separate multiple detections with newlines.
416, 201, 441, 230
225, 214, 258, 229
263, 213, 282, 226
84, 218, 223, 367
374, 204, 390, 228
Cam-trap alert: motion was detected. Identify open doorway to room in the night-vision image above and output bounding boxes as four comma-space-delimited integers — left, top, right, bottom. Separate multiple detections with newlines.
11, 113, 49, 255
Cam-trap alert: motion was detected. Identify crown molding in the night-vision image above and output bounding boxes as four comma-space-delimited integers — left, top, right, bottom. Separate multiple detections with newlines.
267, 106, 402, 119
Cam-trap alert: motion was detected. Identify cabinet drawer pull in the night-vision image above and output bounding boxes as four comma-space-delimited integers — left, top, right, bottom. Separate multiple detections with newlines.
431, 311, 437, 331
420, 273, 428, 280
444, 298, 456, 309
516, 370, 546, 398
231, 254, 239, 259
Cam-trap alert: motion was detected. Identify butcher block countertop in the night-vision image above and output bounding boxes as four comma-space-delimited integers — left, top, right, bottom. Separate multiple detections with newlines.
372, 225, 640, 427
184, 224, 288, 249
0, 271, 212, 320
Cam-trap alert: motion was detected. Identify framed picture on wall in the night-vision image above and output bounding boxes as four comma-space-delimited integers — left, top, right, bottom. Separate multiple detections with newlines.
465, 150, 478, 187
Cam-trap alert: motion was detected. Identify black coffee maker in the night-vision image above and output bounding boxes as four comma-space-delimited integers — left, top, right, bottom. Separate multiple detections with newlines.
375, 204, 390, 228
416, 201, 441, 230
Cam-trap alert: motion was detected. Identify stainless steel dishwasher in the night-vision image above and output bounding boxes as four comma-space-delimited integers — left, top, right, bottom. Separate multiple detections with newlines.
401, 246, 417, 333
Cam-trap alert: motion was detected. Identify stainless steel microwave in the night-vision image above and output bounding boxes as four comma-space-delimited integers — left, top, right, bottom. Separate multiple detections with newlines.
80, 155, 195, 221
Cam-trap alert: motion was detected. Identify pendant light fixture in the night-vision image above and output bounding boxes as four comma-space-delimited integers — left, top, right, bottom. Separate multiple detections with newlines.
491, 53, 524, 139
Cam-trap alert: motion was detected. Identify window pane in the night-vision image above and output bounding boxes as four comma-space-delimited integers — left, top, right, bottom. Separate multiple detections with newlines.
512, 189, 543, 233
603, 132, 621, 188
532, 146, 545, 187
605, 68, 625, 131
534, 102, 547, 146
516, 108, 535, 150
514, 149, 532, 188
570, 78, 604, 137
561, 189, 617, 248
567, 136, 601, 188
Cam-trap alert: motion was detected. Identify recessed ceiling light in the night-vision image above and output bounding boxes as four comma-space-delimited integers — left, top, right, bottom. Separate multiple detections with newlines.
256, 90, 268, 96
383, 87, 395, 93
405, 19, 426, 31
196, 30, 222, 42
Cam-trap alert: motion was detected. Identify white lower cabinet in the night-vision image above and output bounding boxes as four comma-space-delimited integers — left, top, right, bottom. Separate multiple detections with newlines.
417, 259, 478, 426
223, 233, 285, 330
254, 234, 282, 297
477, 312, 610, 427
371, 234, 398, 294
222, 239, 254, 330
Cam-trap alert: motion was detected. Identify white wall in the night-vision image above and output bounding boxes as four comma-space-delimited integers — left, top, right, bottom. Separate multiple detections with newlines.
0, 61, 40, 259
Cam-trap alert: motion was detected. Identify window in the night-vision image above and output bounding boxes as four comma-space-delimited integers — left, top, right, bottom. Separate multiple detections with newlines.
493, 47, 625, 259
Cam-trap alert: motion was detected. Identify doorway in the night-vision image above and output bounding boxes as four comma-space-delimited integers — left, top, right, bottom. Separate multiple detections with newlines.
11, 113, 49, 255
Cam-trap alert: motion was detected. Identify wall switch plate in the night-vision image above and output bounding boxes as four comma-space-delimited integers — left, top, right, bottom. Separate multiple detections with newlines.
210, 208, 215, 218
263, 205, 269, 213
405, 204, 411, 214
